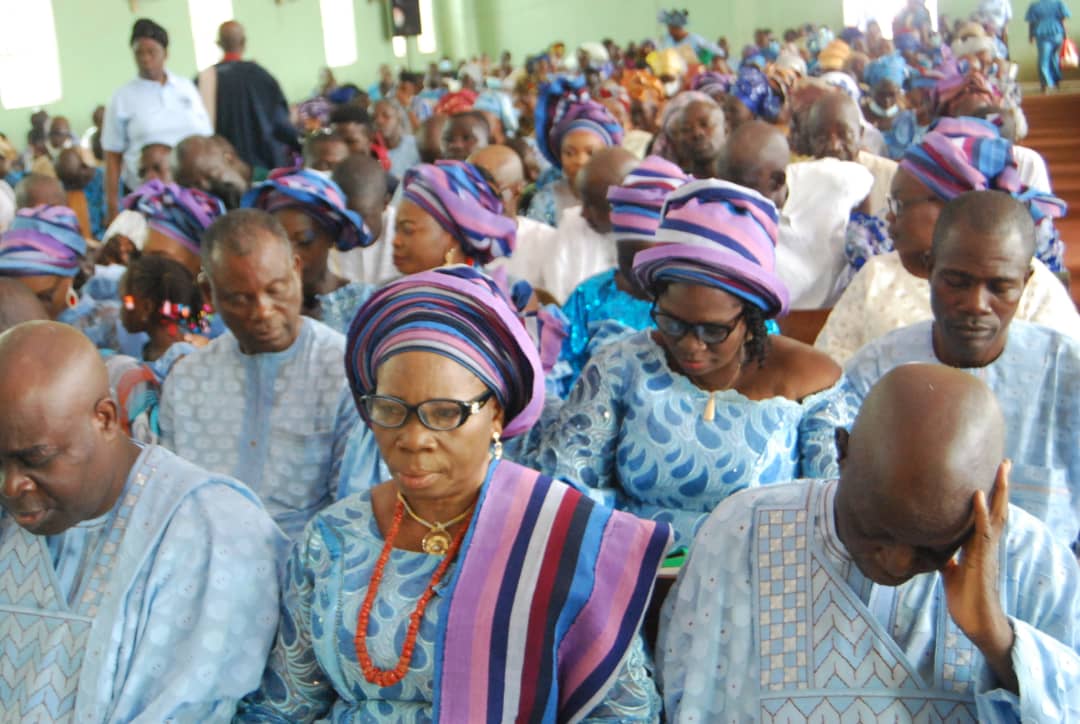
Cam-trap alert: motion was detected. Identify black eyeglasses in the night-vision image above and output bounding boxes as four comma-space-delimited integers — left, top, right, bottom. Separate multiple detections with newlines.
650, 306, 743, 345
360, 391, 493, 431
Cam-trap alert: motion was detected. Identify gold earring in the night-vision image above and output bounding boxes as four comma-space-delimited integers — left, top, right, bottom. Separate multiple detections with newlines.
491, 431, 503, 460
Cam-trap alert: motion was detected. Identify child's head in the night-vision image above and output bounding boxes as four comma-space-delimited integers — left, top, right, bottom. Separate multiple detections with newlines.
303, 130, 349, 173
120, 255, 206, 335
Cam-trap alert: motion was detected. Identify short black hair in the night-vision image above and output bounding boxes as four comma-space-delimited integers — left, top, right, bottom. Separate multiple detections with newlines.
202, 209, 290, 272
131, 17, 168, 49
931, 190, 1036, 261
332, 154, 388, 205
448, 110, 491, 135
329, 105, 372, 126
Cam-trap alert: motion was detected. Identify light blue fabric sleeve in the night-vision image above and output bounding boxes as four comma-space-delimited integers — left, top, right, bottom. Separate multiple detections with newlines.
330, 387, 360, 495
104, 484, 286, 723
580, 634, 662, 723
526, 184, 559, 227
158, 373, 177, 451
335, 422, 389, 500
540, 344, 628, 507
236, 525, 336, 723
797, 378, 860, 479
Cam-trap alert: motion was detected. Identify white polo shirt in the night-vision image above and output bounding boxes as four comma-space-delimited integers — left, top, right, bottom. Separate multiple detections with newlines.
102, 70, 213, 191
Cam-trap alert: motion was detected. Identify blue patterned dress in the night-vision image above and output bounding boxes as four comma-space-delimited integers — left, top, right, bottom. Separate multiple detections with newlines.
237, 490, 662, 722
543, 331, 856, 547
318, 281, 378, 334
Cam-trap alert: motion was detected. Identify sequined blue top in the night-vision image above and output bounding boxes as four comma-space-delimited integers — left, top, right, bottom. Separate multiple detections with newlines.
542, 331, 857, 547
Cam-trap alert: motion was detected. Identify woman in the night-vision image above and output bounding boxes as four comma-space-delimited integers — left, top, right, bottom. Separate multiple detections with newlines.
526, 78, 624, 226
561, 155, 690, 388
123, 180, 225, 276
242, 168, 374, 332
0, 205, 85, 319
102, 18, 212, 222
238, 266, 671, 722
543, 180, 853, 548
720, 64, 783, 135
818, 116, 1079, 363
1026, 0, 1072, 91
861, 53, 909, 134
393, 160, 570, 445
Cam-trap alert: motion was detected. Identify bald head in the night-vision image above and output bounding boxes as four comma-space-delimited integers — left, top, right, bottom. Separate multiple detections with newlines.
806, 91, 862, 162
836, 364, 1004, 584
717, 120, 790, 208
578, 147, 637, 234
332, 154, 389, 239
932, 190, 1036, 262
469, 144, 525, 217
0, 279, 48, 333
218, 20, 245, 54
0, 321, 134, 535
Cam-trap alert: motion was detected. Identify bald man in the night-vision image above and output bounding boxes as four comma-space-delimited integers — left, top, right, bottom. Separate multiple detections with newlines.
716, 120, 790, 208
844, 191, 1080, 552
0, 321, 286, 721
173, 135, 250, 210
329, 154, 396, 285
196, 20, 297, 173
538, 147, 637, 302
672, 97, 727, 179
470, 144, 558, 285
661, 363, 1080, 720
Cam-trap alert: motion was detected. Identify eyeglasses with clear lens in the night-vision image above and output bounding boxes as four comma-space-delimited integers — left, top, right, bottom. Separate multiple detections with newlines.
650, 306, 742, 345
361, 391, 493, 431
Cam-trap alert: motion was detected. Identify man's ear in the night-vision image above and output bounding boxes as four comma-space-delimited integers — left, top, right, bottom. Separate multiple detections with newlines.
834, 426, 850, 465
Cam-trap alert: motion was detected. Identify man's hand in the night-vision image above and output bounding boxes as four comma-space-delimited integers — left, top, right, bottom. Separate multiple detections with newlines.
941, 459, 1018, 693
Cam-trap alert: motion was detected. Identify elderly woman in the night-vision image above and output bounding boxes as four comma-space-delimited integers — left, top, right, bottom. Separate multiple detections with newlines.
526, 78, 624, 226
543, 180, 853, 548
242, 168, 374, 331
123, 179, 225, 276
238, 266, 670, 722
861, 53, 909, 134
0, 205, 86, 319
818, 116, 1079, 364
103, 18, 212, 222
720, 64, 784, 135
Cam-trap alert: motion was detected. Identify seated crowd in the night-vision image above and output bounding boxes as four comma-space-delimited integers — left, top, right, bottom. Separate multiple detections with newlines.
0, 3, 1078, 721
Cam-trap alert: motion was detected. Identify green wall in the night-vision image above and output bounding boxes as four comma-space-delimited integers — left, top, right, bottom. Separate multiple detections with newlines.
0, 0, 450, 138
0, 0, 1044, 140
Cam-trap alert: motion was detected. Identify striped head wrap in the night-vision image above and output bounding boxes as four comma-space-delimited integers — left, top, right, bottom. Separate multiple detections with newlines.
346, 265, 544, 439
865, 53, 910, 88
935, 70, 1000, 116
402, 161, 516, 264
122, 180, 225, 255
535, 77, 624, 169
900, 117, 1066, 223
634, 179, 790, 316
607, 155, 691, 241
732, 65, 783, 122
241, 167, 373, 251
0, 205, 86, 278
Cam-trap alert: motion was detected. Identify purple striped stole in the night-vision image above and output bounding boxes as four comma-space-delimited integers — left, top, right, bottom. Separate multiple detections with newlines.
433, 460, 671, 723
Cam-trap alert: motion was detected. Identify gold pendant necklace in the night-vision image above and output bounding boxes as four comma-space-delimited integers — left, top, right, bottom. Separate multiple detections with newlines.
397, 492, 475, 555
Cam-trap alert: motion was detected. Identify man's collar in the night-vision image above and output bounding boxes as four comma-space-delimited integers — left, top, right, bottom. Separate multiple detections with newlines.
222, 52, 243, 63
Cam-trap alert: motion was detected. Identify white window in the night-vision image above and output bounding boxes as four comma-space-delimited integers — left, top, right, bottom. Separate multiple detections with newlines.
320, 0, 359, 68
188, 0, 235, 71
843, 0, 938, 39
417, 0, 437, 55
0, 0, 62, 109
392, 36, 408, 59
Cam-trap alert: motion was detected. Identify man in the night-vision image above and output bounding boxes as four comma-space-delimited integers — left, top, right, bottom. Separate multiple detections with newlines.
845, 191, 1080, 551
660, 363, 1080, 720
330, 104, 374, 157
329, 154, 396, 286
373, 99, 420, 179
172, 134, 250, 210
776, 102, 876, 309
541, 147, 637, 302
0, 321, 285, 721
805, 90, 896, 217
46, 116, 77, 157
672, 97, 726, 178
417, 113, 449, 164
716, 120, 789, 208
302, 131, 348, 174
160, 209, 358, 539
469, 144, 557, 283
56, 147, 107, 240
196, 20, 298, 174
442, 111, 491, 161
